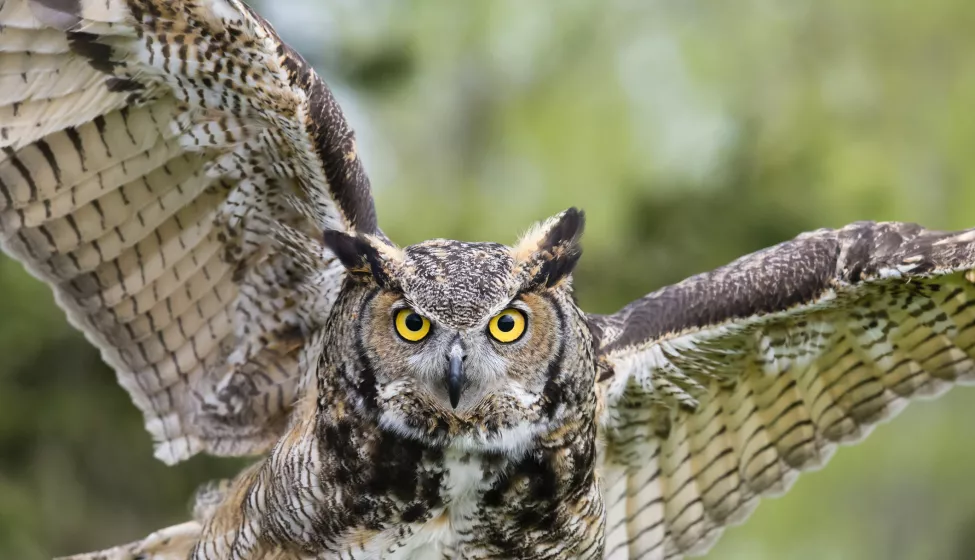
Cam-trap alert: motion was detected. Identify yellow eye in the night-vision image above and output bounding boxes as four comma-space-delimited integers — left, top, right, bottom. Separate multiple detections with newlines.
395, 309, 431, 342
488, 309, 527, 343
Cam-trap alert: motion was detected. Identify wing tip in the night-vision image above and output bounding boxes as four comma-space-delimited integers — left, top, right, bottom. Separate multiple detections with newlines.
55, 521, 202, 560
153, 435, 202, 465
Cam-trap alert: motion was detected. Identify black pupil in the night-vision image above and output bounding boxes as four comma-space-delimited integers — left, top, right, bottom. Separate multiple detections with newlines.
404, 313, 424, 332
497, 314, 516, 332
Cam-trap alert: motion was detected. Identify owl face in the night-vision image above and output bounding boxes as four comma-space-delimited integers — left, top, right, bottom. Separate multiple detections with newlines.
322, 209, 595, 454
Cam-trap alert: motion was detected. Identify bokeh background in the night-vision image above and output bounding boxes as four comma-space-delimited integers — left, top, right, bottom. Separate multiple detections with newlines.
2, 0, 975, 558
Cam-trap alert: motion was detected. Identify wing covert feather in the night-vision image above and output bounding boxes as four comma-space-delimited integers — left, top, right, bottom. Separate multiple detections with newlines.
593, 222, 975, 559
0, 0, 375, 463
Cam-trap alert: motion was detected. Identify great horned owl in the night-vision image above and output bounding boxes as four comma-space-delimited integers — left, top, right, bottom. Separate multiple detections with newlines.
1, 1, 974, 559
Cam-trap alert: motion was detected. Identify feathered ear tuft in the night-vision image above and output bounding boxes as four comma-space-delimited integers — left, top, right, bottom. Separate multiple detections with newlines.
513, 208, 586, 290
322, 230, 403, 289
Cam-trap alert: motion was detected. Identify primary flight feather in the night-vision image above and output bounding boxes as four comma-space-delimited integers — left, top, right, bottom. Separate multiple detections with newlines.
1, 1, 973, 559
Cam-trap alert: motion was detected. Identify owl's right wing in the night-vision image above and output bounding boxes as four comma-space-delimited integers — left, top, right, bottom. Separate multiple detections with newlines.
588, 221, 975, 559
0, 0, 375, 464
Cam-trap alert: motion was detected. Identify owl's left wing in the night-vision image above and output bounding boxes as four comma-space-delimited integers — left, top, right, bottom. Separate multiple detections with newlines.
589, 221, 975, 560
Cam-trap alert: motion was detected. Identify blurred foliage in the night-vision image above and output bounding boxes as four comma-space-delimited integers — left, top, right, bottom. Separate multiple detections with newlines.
2, 0, 975, 558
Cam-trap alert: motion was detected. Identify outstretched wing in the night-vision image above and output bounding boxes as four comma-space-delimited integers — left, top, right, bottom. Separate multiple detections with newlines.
590, 221, 975, 559
0, 0, 375, 464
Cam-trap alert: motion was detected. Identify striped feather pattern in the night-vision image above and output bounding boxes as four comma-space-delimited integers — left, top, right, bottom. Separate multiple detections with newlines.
0, 0, 374, 464
595, 223, 975, 559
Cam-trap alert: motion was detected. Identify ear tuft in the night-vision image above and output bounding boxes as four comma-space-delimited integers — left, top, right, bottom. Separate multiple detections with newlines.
322, 230, 401, 288
514, 208, 585, 290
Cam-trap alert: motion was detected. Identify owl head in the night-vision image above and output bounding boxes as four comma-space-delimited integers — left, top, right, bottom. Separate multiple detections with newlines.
321, 208, 596, 453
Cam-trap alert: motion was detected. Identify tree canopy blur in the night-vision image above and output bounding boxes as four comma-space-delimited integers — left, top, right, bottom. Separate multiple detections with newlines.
2, 1, 975, 558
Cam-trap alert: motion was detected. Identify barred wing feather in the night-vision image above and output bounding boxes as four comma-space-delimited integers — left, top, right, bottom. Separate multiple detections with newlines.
0, 0, 375, 464
591, 221, 975, 559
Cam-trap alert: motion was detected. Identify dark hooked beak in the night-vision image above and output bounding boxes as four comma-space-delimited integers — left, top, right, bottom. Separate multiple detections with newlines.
447, 352, 466, 409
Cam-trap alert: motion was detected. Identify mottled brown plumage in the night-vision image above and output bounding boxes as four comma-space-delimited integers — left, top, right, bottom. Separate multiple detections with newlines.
2, 1, 975, 559
193, 226, 604, 558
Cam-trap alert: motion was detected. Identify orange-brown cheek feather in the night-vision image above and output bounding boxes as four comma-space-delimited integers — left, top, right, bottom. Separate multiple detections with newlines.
365, 291, 401, 340
499, 293, 559, 385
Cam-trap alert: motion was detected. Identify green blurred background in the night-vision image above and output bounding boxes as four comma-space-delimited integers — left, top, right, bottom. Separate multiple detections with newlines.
3, 0, 975, 558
